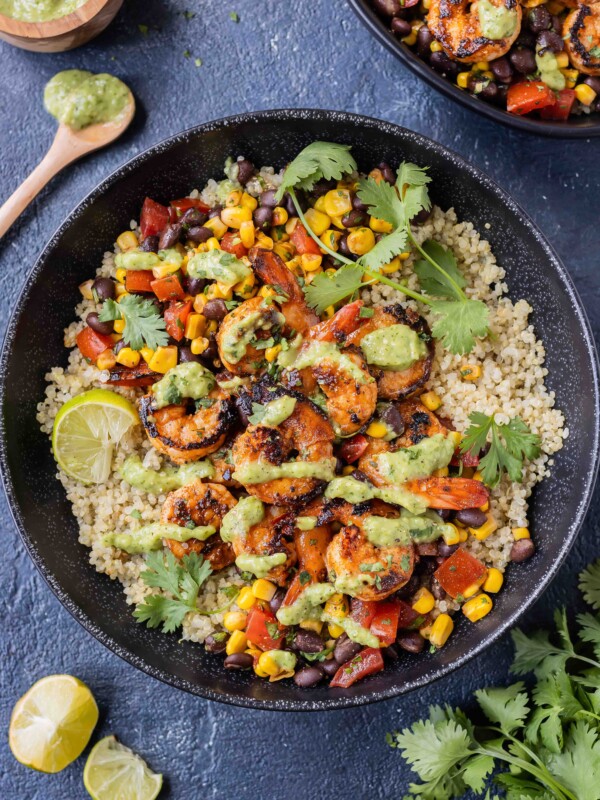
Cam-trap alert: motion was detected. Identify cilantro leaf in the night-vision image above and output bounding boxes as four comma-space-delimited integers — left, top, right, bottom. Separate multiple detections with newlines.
429, 298, 490, 356
133, 595, 190, 633
99, 295, 168, 351
414, 240, 466, 300
396, 161, 432, 191
248, 402, 267, 425
475, 683, 529, 735
577, 612, 600, 661
511, 628, 571, 679
275, 141, 357, 201
303, 263, 365, 314
462, 754, 495, 793
579, 560, 600, 611
547, 722, 600, 800
356, 176, 403, 227
359, 227, 409, 272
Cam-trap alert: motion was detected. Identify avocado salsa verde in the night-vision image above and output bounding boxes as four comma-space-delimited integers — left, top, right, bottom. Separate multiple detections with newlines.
42, 141, 554, 691
44, 70, 131, 131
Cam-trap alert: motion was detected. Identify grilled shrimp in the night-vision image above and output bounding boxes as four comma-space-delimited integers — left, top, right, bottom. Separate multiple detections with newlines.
233, 505, 297, 586
564, 4, 600, 75
216, 296, 287, 376
160, 481, 236, 569
324, 500, 415, 602
427, 0, 522, 63
281, 510, 333, 609
287, 301, 377, 436
393, 398, 450, 446
231, 384, 336, 506
140, 388, 236, 464
345, 304, 434, 401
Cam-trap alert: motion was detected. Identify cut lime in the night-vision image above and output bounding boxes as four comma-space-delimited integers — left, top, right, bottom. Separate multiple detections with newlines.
83, 735, 163, 800
9, 674, 99, 773
52, 388, 138, 484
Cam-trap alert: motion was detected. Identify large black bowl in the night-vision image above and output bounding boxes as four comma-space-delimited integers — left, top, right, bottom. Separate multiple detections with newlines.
1, 110, 598, 710
348, 0, 600, 138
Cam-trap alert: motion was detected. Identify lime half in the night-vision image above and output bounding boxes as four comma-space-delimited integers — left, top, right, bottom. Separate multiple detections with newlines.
84, 736, 163, 800
52, 388, 138, 484
9, 674, 99, 773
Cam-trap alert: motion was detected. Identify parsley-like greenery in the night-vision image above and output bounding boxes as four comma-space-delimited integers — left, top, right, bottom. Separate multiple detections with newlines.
460, 412, 542, 488
99, 295, 168, 351
278, 141, 491, 354
388, 560, 600, 800
133, 550, 212, 633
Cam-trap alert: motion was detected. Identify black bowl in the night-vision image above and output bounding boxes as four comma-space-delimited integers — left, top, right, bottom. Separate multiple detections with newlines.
348, 0, 600, 138
1, 110, 598, 711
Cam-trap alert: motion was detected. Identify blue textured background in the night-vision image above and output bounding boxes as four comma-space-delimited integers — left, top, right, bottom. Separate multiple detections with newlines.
1, 1, 599, 797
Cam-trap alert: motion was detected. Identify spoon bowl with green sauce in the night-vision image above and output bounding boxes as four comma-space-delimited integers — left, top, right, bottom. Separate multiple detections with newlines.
0, 69, 134, 239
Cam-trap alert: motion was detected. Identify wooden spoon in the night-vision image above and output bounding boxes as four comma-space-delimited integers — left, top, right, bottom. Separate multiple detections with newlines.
0, 90, 135, 239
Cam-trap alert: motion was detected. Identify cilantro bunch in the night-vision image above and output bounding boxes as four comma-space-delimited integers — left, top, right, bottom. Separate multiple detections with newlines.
388, 560, 600, 800
99, 295, 168, 351
275, 142, 490, 355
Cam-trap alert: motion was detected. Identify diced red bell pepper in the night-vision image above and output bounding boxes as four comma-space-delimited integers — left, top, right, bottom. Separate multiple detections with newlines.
434, 548, 487, 600
140, 197, 170, 239
164, 300, 193, 342
350, 598, 378, 629
396, 598, 424, 630
370, 599, 401, 646
151, 274, 186, 302
76, 326, 114, 363
290, 222, 322, 255
170, 197, 210, 215
330, 647, 384, 688
107, 362, 161, 387
220, 230, 248, 259
507, 81, 555, 116
125, 269, 155, 294
540, 89, 576, 120
339, 434, 369, 464
245, 606, 285, 651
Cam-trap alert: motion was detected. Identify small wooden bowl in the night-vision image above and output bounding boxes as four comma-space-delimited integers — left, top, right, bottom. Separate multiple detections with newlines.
0, 0, 123, 52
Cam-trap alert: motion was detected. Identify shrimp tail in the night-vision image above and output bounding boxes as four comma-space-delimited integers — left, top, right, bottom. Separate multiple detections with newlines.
281, 525, 331, 608
249, 247, 319, 330
404, 477, 490, 510
310, 299, 364, 343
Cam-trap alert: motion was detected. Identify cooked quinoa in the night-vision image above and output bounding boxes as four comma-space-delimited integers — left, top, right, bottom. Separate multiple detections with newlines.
36, 161, 565, 650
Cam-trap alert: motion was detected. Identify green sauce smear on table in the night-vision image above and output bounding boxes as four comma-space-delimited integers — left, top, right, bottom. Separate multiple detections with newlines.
44, 70, 130, 131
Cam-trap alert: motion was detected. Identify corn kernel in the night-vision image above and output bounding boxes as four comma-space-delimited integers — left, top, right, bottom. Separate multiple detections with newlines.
561, 68, 579, 89
430, 41, 443, 52
458, 527, 468, 543
475, 60, 490, 71
226, 630, 248, 655
113, 319, 126, 334
369, 215, 393, 234
429, 613, 454, 648
254, 663, 269, 678
447, 431, 461, 449
191, 336, 210, 356
234, 275, 257, 299
575, 83, 597, 106
140, 347, 154, 364
329, 214, 346, 230
513, 527, 530, 541
342, 465, 355, 476
299, 619, 323, 634
470, 515, 498, 541
480, 500, 490, 512
96, 349, 116, 370
462, 593, 493, 623
225, 189, 243, 207
148, 345, 178, 374
184, 313, 206, 340
546, 0, 564, 10
273, 242, 294, 261
285, 216, 299, 235
555, 52, 569, 69
115, 268, 127, 284
238, 220, 256, 249
207, 319, 219, 334
151, 263, 181, 280
223, 611, 247, 632
441, 523, 461, 546
206, 283, 233, 301
251, 579, 276, 602
116, 291, 130, 303
483, 568, 504, 594
347, 227, 376, 256
460, 363, 482, 381
301, 254, 323, 272
463, 579, 485, 599
420, 391, 442, 411
79, 279, 94, 300
221, 205, 252, 229
419, 623, 432, 640
204, 216, 228, 239
380, 256, 401, 274
236, 587, 256, 610
272, 206, 289, 226
366, 421, 388, 438
255, 232, 274, 250
422, 0, 431, 8
473, 470, 483, 482
314, 196, 328, 213
240, 192, 258, 211
433, 467, 449, 478
192, 293, 206, 313
265, 345, 282, 363
305, 208, 331, 237
116, 347, 140, 368
116, 231, 139, 251
402, 31, 417, 45
323, 189, 352, 218
324, 593, 348, 620
327, 623, 345, 638
412, 587, 435, 615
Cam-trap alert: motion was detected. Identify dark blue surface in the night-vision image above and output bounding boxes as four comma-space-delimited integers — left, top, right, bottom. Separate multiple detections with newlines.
0, 1, 599, 797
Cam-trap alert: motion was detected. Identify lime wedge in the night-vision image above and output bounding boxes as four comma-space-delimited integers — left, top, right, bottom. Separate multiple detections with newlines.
52, 388, 138, 484
83, 736, 163, 800
9, 674, 99, 773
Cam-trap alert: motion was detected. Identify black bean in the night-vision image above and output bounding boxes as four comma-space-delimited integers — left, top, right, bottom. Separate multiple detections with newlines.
377, 162, 396, 184
435, 509, 453, 521
186, 277, 206, 295
140, 235, 159, 253
396, 574, 420, 599
158, 223, 181, 250
437, 542, 458, 558
351, 469, 370, 484
259, 190, 278, 208
391, 17, 412, 37
202, 333, 218, 361
338, 233, 356, 259
312, 178, 337, 197
584, 76, 600, 94
372, 0, 401, 15
113, 339, 126, 355
224, 653, 253, 670
515, 29, 536, 49
431, 578, 446, 601
335, 457, 344, 475
494, 84, 509, 107
455, 508, 488, 528
294, 666, 324, 688
180, 208, 207, 228
537, 29, 564, 53
236, 158, 255, 186
352, 193, 369, 213
253, 206, 273, 232
204, 634, 227, 654
412, 207, 432, 224
334, 634, 362, 664
86, 312, 113, 336
293, 629, 324, 654
480, 81, 498, 101
282, 192, 297, 217
527, 6, 551, 33
179, 346, 201, 364
208, 206, 223, 219
91, 277, 115, 301
397, 631, 425, 654
429, 51, 458, 77
416, 26, 434, 57
321, 658, 340, 677
187, 226, 212, 245
203, 299, 228, 320
491, 56, 514, 84
380, 404, 405, 435
383, 644, 400, 661
417, 542, 438, 558
509, 48, 537, 74
269, 588, 286, 615
342, 209, 367, 228
510, 539, 535, 562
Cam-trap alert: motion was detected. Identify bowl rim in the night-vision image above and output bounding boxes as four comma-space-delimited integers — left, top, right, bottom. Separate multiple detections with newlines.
0, 0, 117, 37
1, 108, 598, 711
346, 0, 600, 139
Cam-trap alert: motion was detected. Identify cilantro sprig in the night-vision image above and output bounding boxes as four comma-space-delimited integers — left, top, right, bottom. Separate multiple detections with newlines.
99, 295, 168, 351
389, 560, 600, 800
133, 550, 212, 633
277, 141, 490, 354
460, 412, 542, 488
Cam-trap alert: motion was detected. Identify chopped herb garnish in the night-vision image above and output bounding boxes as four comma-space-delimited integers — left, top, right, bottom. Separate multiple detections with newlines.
99, 295, 168, 351
299, 570, 311, 585
129, 509, 142, 520
229, 10, 239, 22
